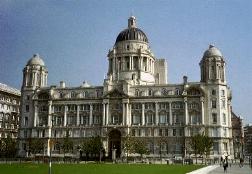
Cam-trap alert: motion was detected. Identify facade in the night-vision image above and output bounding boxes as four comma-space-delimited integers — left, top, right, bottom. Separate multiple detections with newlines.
244, 124, 252, 156
18, 16, 234, 159
0, 83, 20, 139
231, 111, 244, 159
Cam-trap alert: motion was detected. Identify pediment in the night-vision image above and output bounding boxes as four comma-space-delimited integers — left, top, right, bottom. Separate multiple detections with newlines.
103, 89, 128, 98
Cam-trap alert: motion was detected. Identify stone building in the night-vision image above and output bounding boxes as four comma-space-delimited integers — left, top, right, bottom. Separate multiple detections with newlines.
18, 16, 234, 159
244, 124, 252, 157
231, 111, 244, 159
0, 83, 20, 139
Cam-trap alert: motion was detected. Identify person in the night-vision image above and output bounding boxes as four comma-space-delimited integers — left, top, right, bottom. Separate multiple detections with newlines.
239, 158, 244, 168
223, 159, 228, 173
220, 156, 223, 167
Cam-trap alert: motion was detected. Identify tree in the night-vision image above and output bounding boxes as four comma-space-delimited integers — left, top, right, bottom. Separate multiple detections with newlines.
29, 138, 44, 155
133, 138, 149, 161
81, 136, 104, 162
0, 135, 17, 158
62, 130, 73, 157
190, 134, 213, 164
202, 135, 213, 164
122, 134, 135, 163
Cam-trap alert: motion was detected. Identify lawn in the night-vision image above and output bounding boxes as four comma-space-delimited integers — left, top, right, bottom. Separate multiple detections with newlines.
0, 163, 203, 174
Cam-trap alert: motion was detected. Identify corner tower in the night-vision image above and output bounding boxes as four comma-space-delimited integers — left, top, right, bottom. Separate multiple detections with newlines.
200, 45, 226, 85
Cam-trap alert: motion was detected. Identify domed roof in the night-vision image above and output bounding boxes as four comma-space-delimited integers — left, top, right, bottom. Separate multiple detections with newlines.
203, 45, 223, 57
27, 54, 45, 66
115, 16, 149, 44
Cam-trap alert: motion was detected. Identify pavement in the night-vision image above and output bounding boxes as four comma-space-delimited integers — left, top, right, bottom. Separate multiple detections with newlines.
187, 164, 252, 174
208, 164, 252, 174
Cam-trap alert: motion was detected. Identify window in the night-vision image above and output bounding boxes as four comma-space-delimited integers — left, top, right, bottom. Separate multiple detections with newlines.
71, 91, 76, 98
24, 117, 28, 126
213, 142, 219, 153
159, 129, 162, 136
212, 90, 216, 95
173, 129, 176, 136
222, 100, 226, 109
135, 89, 140, 96
132, 114, 141, 125
211, 100, 216, 109
126, 45, 130, 50
212, 113, 217, 124
148, 89, 153, 96
165, 129, 169, 136
24, 130, 27, 138
175, 89, 180, 95
221, 90, 225, 96
25, 105, 29, 112
159, 114, 167, 124
145, 113, 154, 125
222, 113, 226, 125
132, 129, 136, 136
26, 95, 30, 100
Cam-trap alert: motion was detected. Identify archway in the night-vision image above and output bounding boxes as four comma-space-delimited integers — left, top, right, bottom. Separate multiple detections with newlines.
108, 129, 121, 159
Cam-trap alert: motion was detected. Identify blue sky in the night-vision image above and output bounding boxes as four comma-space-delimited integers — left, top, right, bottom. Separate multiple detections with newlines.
0, 0, 251, 123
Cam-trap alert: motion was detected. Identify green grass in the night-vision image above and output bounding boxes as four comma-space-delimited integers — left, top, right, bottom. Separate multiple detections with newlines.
0, 163, 203, 174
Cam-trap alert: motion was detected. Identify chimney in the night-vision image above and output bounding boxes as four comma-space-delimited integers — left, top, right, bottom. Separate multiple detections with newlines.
60, 81, 65, 88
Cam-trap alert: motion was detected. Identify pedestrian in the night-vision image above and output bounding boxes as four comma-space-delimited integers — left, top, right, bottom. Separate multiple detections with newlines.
239, 158, 244, 168
223, 159, 228, 173
220, 156, 223, 167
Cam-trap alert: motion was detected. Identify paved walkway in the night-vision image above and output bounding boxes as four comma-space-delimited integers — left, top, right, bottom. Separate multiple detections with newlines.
208, 164, 251, 174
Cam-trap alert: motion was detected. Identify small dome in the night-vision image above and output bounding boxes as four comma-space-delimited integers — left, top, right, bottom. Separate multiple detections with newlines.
81, 81, 91, 87
115, 16, 148, 44
27, 54, 45, 66
203, 45, 223, 57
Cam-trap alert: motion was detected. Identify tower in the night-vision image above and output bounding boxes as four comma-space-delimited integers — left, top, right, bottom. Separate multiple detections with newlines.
200, 45, 226, 85
19, 54, 48, 156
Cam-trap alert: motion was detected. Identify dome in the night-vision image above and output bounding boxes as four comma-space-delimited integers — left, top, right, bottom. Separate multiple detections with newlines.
116, 28, 149, 43
81, 81, 91, 87
115, 16, 149, 44
203, 45, 223, 57
27, 54, 45, 66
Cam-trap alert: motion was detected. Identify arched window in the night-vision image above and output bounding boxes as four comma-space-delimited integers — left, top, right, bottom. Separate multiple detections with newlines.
135, 89, 140, 96
148, 89, 153, 96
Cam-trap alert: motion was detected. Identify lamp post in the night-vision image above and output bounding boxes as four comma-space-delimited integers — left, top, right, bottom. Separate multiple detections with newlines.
48, 118, 54, 174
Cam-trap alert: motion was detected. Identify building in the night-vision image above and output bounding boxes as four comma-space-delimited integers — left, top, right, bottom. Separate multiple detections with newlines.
18, 16, 234, 159
244, 124, 252, 157
0, 83, 20, 139
231, 111, 244, 159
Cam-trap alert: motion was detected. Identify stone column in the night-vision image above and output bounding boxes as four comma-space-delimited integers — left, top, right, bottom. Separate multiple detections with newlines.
125, 102, 129, 126
169, 102, 172, 125
184, 98, 189, 125
48, 101, 52, 127
200, 97, 204, 125
129, 56, 132, 70
155, 102, 159, 125
128, 104, 132, 125
76, 105, 80, 126
122, 103, 125, 125
34, 101, 38, 127
103, 103, 106, 125
106, 103, 109, 125
64, 105, 67, 126
89, 104, 93, 125
142, 103, 145, 125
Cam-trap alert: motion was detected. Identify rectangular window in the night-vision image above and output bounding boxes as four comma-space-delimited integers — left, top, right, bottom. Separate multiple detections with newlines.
26, 95, 30, 100
173, 129, 176, 136
222, 100, 226, 109
159, 129, 162, 136
221, 90, 225, 96
222, 113, 226, 125
213, 142, 219, 153
212, 100, 216, 109
212, 113, 217, 124
25, 105, 29, 112
24, 117, 28, 126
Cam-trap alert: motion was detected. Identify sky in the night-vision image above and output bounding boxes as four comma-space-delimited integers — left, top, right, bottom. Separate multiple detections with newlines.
0, 0, 251, 123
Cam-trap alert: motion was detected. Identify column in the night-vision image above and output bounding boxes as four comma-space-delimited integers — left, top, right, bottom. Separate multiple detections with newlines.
122, 103, 125, 125
129, 57, 132, 70
106, 103, 109, 125
139, 57, 142, 70
48, 101, 52, 127
125, 103, 129, 126
76, 105, 80, 126
34, 101, 38, 127
103, 103, 106, 125
146, 58, 149, 71
200, 97, 204, 125
184, 98, 189, 125
169, 102, 172, 125
89, 104, 93, 125
142, 103, 145, 125
64, 105, 67, 126
155, 102, 159, 125
128, 104, 132, 125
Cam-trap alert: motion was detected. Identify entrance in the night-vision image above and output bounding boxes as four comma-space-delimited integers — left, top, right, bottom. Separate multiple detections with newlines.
108, 129, 121, 159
